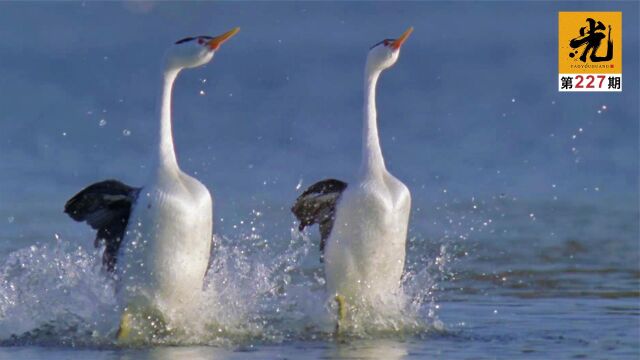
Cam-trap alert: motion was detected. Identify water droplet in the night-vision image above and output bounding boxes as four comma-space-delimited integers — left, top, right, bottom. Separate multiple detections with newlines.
99, 119, 107, 127
199, 90, 205, 95
511, 98, 516, 103
122, 129, 131, 136
7, 216, 14, 223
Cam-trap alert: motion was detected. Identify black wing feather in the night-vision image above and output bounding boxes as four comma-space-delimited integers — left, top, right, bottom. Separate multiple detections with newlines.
291, 179, 347, 260
64, 180, 140, 272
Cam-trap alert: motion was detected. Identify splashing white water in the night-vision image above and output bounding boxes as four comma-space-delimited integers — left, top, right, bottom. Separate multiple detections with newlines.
0, 217, 446, 346
0, 238, 118, 345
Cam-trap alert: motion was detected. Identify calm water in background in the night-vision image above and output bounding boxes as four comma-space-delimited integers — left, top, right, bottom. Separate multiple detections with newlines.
0, 2, 638, 359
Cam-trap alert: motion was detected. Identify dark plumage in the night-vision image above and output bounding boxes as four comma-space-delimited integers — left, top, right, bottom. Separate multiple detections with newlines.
291, 179, 348, 259
64, 180, 140, 272
175, 35, 213, 44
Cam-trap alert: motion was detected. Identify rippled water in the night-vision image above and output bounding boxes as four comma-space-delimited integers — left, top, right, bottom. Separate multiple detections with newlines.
0, 200, 637, 358
0, 1, 638, 359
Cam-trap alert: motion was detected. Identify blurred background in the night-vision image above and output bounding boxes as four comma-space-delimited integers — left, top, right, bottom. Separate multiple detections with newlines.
0, 2, 636, 239
0, 2, 637, 236
0, 1, 637, 356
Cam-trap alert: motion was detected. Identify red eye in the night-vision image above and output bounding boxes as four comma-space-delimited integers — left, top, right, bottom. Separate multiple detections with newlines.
197, 38, 204, 45
383, 40, 390, 46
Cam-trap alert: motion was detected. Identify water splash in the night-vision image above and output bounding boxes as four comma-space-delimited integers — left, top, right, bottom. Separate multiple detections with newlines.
0, 214, 447, 346
0, 237, 118, 346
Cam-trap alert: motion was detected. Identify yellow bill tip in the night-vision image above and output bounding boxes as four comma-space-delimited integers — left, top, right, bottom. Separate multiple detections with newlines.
208, 27, 241, 50
391, 26, 414, 49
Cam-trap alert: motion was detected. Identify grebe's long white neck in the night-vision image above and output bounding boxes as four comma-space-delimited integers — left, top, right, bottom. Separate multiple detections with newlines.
358, 26, 413, 178
361, 69, 385, 176
64, 28, 242, 343
292, 27, 414, 335
151, 27, 239, 174
156, 68, 180, 171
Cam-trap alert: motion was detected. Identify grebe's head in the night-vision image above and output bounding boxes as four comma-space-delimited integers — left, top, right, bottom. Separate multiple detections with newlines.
366, 27, 413, 73
165, 27, 240, 70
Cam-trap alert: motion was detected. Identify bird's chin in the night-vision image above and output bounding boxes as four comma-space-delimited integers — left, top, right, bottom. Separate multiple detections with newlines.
189, 53, 214, 69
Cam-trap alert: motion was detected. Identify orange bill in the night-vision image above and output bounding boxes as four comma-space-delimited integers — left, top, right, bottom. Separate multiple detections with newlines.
208, 27, 241, 50
390, 27, 414, 49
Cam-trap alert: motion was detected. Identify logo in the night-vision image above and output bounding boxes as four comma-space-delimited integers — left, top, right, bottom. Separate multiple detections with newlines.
558, 12, 622, 92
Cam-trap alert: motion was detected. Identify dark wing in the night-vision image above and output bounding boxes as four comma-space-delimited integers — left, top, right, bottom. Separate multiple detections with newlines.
64, 180, 140, 272
291, 179, 347, 260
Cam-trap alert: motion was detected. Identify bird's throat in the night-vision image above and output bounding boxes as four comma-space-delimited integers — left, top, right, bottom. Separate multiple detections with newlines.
156, 69, 180, 172
361, 70, 386, 176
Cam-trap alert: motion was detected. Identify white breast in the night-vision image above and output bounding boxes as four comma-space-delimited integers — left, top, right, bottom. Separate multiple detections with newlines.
116, 168, 213, 318
324, 170, 411, 305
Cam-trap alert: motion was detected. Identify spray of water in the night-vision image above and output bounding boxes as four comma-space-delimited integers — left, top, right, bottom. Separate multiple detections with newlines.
0, 208, 455, 346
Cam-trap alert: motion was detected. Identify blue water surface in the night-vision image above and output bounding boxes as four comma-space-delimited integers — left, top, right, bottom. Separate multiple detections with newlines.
0, 1, 638, 359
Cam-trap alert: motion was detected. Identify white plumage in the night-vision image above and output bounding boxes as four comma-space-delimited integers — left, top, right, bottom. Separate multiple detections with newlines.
326, 28, 413, 311
293, 28, 414, 328
116, 161, 214, 318
116, 30, 240, 337
325, 170, 411, 306
64, 28, 240, 340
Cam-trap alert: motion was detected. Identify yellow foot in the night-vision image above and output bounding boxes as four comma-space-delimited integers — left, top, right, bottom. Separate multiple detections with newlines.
115, 302, 170, 344
116, 310, 132, 341
334, 294, 347, 336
